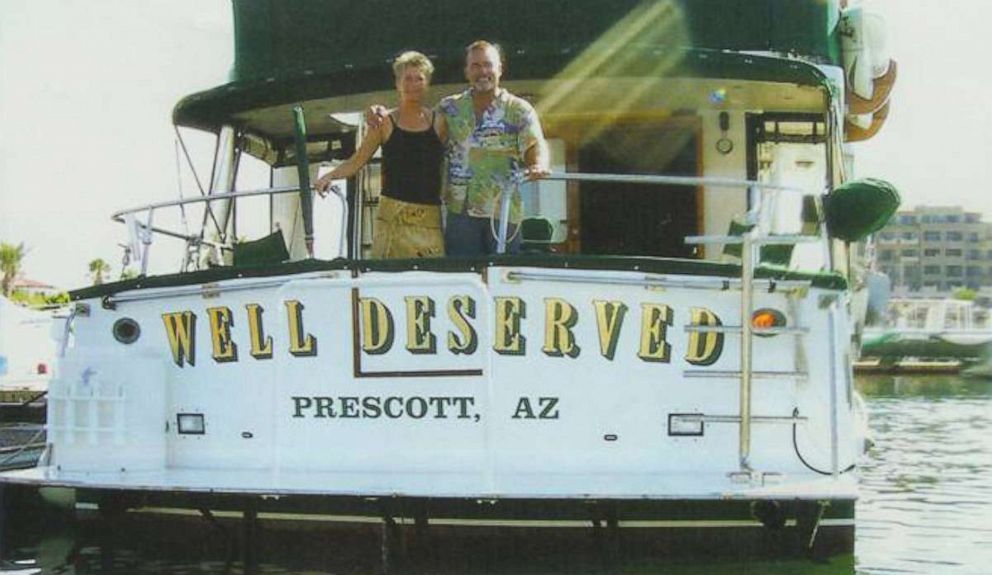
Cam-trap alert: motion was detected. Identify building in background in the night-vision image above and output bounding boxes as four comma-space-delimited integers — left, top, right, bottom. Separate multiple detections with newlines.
10, 278, 61, 300
873, 206, 992, 296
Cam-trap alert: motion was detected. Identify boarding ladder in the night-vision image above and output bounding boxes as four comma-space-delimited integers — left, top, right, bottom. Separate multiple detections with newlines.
505, 173, 840, 477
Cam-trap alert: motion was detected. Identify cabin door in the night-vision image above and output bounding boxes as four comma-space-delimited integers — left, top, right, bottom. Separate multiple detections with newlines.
577, 121, 699, 258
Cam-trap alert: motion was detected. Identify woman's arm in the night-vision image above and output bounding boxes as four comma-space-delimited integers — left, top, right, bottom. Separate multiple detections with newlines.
314, 126, 385, 194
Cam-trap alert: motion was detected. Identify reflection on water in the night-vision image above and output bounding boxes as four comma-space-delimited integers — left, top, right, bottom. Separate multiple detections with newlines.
856, 375, 992, 575
2, 375, 990, 574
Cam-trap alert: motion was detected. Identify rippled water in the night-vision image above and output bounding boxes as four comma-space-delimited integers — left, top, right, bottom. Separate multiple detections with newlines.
2, 375, 990, 574
855, 375, 992, 575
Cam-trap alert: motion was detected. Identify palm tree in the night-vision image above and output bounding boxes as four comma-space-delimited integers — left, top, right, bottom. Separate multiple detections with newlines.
0, 242, 26, 297
88, 258, 111, 286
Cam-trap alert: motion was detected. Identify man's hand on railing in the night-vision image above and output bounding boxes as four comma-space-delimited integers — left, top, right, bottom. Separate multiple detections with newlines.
314, 174, 341, 198
365, 105, 389, 131
523, 164, 551, 182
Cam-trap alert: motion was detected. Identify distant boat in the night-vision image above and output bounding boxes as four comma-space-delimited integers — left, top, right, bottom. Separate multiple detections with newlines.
0, 295, 57, 413
0, 296, 57, 470
859, 298, 992, 373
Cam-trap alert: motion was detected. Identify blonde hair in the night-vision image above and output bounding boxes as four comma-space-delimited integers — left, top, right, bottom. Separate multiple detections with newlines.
393, 51, 434, 81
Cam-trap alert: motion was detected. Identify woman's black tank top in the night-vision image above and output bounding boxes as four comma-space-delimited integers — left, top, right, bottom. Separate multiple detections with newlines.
380, 113, 444, 205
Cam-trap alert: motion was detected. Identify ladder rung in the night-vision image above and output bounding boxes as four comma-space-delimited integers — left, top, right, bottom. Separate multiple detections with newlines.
683, 370, 807, 380
683, 325, 809, 335
684, 235, 820, 246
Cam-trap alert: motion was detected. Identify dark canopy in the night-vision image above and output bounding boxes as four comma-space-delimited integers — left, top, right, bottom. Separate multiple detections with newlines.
174, 0, 840, 132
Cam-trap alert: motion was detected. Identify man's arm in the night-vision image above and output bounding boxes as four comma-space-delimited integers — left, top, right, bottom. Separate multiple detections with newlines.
518, 100, 549, 181
523, 137, 550, 181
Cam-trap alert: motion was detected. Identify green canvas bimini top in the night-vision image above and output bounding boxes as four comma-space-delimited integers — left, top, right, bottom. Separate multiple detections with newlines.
174, 0, 840, 133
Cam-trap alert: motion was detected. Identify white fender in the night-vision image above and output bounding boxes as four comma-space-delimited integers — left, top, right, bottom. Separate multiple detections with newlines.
840, 6, 873, 101
842, 6, 895, 126
864, 10, 891, 78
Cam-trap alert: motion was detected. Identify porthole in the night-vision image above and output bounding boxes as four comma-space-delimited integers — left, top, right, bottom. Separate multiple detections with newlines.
112, 318, 141, 344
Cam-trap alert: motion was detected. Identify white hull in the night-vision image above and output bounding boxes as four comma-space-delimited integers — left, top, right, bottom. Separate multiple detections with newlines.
5, 264, 864, 505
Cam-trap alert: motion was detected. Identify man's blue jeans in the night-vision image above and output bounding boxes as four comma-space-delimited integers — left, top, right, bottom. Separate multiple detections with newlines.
445, 213, 521, 256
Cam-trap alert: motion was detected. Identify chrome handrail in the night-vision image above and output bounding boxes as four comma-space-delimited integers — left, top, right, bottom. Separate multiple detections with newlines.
542, 171, 805, 193
110, 185, 345, 223
110, 185, 350, 267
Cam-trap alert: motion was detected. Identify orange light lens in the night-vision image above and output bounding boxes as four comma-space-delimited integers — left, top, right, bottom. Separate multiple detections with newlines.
752, 311, 779, 329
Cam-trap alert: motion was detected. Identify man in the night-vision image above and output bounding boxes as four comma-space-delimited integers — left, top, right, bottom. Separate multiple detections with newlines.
440, 40, 550, 255
370, 41, 550, 255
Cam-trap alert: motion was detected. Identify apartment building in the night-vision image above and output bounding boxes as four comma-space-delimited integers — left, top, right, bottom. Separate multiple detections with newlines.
873, 206, 992, 294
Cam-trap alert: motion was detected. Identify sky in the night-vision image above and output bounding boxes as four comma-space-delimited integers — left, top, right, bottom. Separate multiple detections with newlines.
1, 0, 990, 289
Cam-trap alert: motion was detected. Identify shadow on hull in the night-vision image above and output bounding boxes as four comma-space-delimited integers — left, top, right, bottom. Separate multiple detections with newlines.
2, 485, 854, 573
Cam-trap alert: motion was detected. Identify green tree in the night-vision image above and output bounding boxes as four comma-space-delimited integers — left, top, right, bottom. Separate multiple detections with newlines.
953, 287, 977, 301
0, 242, 26, 297
88, 258, 111, 286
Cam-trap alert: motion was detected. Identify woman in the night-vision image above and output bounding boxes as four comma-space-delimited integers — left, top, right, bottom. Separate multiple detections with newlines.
315, 51, 446, 259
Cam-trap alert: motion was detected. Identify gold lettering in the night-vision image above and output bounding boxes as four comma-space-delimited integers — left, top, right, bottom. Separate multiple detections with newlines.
638, 303, 672, 362
685, 307, 724, 366
493, 297, 526, 355
447, 295, 478, 355
404, 296, 436, 354
162, 311, 197, 367
285, 300, 317, 357
206, 306, 238, 363
593, 300, 628, 361
360, 297, 394, 355
542, 298, 580, 358
245, 303, 273, 360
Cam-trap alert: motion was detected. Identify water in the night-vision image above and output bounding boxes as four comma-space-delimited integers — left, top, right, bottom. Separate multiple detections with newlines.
2, 375, 990, 574
855, 375, 992, 575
